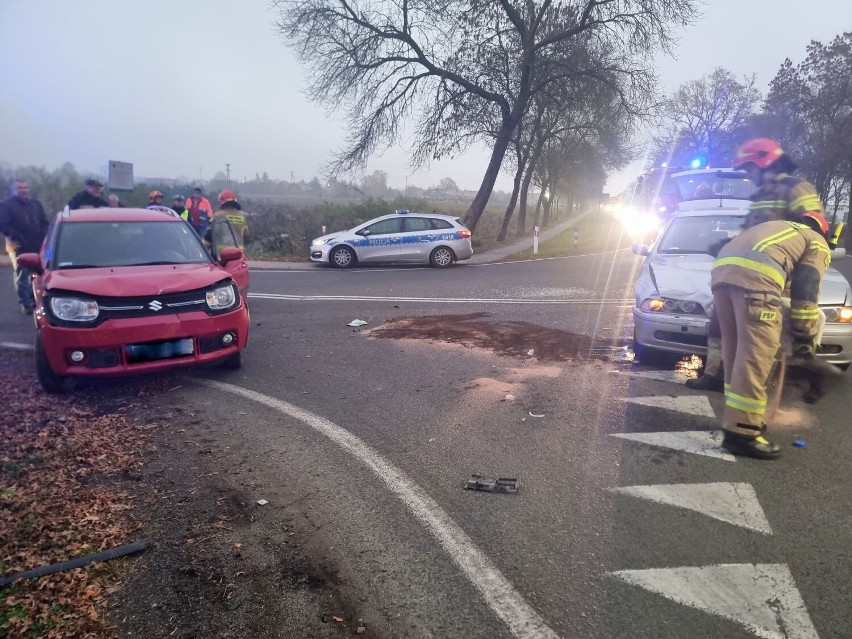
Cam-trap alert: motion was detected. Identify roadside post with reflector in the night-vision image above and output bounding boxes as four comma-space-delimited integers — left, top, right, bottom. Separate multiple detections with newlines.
533, 226, 539, 254
573, 228, 578, 248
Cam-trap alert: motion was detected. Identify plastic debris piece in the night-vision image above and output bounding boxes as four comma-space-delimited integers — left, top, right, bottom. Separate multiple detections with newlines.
257, 499, 269, 506
347, 319, 368, 327
465, 475, 520, 493
504, 394, 516, 401
526, 349, 535, 356
792, 439, 808, 449
529, 411, 545, 418
332, 616, 344, 623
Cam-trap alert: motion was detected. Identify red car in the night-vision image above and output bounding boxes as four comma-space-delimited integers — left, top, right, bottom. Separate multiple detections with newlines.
18, 207, 250, 393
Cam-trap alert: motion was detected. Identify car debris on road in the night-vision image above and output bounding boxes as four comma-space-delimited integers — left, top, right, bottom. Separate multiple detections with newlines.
465, 475, 520, 493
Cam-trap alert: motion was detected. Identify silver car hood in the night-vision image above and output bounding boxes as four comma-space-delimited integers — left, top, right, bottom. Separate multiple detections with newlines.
636, 253, 850, 309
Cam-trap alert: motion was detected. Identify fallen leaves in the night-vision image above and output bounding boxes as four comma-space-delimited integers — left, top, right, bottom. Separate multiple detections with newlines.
1, 371, 154, 638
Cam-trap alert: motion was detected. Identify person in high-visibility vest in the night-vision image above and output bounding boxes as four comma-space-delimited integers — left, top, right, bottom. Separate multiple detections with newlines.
211, 189, 248, 249
688, 138, 828, 392
712, 215, 831, 459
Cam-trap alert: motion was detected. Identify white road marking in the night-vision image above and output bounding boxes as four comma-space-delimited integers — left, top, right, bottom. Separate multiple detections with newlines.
623, 395, 716, 418
611, 431, 736, 461
611, 563, 819, 639
249, 292, 633, 306
613, 482, 772, 534
191, 379, 557, 639
610, 369, 696, 384
0, 341, 33, 351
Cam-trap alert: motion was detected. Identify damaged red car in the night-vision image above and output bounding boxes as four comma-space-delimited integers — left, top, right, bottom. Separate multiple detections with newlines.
18, 207, 250, 393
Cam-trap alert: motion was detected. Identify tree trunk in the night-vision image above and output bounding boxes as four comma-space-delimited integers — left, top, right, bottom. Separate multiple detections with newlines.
532, 185, 546, 227
465, 116, 517, 233
517, 137, 546, 235
542, 191, 553, 226
497, 158, 526, 242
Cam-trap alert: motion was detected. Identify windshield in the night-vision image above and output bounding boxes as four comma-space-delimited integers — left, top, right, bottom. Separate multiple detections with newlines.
656, 215, 744, 255
54, 221, 211, 269
671, 172, 755, 201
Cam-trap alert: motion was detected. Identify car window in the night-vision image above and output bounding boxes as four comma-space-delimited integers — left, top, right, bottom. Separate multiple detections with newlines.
363, 219, 401, 235
671, 173, 755, 201
403, 218, 432, 232
211, 219, 239, 259
429, 219, 454, 230
657, 216, 744, 255
54, 221, 211, 268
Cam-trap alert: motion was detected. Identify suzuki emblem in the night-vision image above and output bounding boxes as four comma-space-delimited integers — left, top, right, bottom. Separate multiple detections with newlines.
148, 300, 163, 311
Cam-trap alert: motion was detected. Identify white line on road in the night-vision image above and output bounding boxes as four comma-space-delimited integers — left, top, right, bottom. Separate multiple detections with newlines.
0, 341, 34, 351
623, 395, 716, 418
249, 292, 634, 306
611, 563, 819, 638
611, 431, 737, 461
191, 379, 558, 639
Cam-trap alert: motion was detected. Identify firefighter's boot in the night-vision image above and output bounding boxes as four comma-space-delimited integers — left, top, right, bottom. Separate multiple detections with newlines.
686, 337, 724, 392
721, 431, 781, 460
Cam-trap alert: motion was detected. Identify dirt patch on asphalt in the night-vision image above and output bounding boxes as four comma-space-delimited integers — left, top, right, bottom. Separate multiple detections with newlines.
369, 313, 630, 363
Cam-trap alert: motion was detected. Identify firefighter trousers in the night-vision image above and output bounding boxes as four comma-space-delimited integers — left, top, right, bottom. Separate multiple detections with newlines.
714, 284, 783, 436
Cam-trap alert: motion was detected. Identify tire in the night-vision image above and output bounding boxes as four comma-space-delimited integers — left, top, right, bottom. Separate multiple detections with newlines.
329, 246, 355, 269
429, 246, 455, 268
632, 334, 663, 365
222, 350, 242, 370
35, 334, 67, 394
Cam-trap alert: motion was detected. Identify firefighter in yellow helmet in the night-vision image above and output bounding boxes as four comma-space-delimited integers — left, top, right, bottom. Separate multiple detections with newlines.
209, 189, 248, 249
711, 214, 831, 459
687, 138, 829, 392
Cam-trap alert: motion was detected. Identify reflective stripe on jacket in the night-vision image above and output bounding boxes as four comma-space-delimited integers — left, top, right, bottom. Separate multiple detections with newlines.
711, 220, 831, 338
744, 173, 824, 228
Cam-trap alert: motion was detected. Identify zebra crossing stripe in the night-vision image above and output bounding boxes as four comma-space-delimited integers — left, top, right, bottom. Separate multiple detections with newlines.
613, 482, 772, 534
623, 395, 716, 418
611, 563, 819, 639
611, 431, 736, 461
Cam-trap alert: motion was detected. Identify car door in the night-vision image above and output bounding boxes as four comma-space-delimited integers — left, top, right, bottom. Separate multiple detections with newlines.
353, 218, 402, 263
397, 216, 437, 262
210, 217, 249, 295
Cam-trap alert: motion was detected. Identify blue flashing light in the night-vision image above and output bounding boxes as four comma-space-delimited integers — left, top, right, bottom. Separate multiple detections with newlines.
690, 158, 702, 169
661, 162, 668, 168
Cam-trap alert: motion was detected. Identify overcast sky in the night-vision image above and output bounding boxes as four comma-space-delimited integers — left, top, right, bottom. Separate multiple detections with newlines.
1, 0, 848, 194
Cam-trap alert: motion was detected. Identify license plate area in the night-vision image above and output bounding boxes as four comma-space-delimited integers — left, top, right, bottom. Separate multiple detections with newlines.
125, 338, 194, 363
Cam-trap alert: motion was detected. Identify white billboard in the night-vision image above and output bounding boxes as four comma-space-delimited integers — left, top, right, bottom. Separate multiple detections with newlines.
108, 160, 134, 191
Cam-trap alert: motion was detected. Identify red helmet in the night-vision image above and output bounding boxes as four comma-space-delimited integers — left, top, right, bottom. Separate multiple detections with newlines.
148, 190, 163, 200
732, 138, 785, 169
218, 189, 238, 206
797, 212, 829, 236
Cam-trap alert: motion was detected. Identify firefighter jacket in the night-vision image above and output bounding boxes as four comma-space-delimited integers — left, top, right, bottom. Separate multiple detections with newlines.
711, 220, 831, 339
744, 173, 823, 228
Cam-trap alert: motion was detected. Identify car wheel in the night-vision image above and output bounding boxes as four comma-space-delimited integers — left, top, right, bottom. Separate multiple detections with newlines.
329, 246, 355, 269
35, 334, 67, 394
429, 246, 455, 268
222, 350, 242, 369
632, 334, 662, 365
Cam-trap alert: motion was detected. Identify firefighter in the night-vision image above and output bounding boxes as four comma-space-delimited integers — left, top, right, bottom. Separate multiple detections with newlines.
687, 138, 826, 392
712, 217, 831, 459
147, 190, 164, 208
211, 189, 248, 249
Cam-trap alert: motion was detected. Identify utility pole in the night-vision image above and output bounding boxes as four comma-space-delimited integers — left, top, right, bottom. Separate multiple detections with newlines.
225, 164, 231, 186
290, 171, 295, 183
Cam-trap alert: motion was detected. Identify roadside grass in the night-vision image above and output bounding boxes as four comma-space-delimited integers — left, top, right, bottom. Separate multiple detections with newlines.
506, 214, 628, 260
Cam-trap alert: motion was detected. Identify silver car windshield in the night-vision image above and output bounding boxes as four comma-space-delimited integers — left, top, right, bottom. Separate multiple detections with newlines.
54, 221, 211, 269
657, 215, 744, 255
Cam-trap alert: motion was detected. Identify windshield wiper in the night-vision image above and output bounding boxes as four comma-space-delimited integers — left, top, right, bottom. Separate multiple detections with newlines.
129, 261, 186, 266
56, 264, 105, 270
658, 249, 709, 255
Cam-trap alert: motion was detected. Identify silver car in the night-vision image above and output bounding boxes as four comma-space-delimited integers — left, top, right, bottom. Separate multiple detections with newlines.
309, 211, 474, 268
632, 204, 852, 369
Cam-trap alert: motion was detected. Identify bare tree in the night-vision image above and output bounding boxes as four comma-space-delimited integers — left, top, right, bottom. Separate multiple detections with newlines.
275, 0, 698, 232
652, 68, 761, 167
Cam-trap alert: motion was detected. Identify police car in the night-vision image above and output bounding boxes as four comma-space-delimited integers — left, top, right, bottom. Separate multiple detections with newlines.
310, 211, 474, 268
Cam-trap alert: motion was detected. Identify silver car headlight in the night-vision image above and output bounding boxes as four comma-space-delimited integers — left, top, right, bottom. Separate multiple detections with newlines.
311, 238, 331, 247
206, 283, 237, 310
639, 297, 706, 316
50, 297, 99, 321
822, 306, 852, 323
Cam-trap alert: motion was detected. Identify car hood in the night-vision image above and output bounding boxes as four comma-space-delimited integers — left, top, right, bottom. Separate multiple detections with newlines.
312, 231, 352, 244
43, 263, 230, 297
636, 253, 851, 308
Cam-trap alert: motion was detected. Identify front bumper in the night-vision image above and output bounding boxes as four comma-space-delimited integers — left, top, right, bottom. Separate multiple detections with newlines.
633, 307, 852, 366
36, 306, 249, 377
310, 244, 333, 263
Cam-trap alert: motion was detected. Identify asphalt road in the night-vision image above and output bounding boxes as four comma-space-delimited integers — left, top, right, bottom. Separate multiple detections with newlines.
3, 247, 851, 639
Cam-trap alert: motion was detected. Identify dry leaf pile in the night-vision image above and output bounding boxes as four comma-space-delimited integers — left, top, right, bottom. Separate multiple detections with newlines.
1, 375, 154, 639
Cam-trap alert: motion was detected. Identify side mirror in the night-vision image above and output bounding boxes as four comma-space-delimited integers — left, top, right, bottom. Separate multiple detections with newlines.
17, 253, 42, 272
632, 243, 650, 257
219, 246, 244, 264
831, 247, 846, 260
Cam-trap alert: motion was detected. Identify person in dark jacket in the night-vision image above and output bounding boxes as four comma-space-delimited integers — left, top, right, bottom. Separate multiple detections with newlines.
68, 178, 109, 209
0, 180, 49, 313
